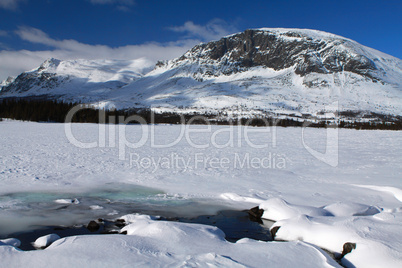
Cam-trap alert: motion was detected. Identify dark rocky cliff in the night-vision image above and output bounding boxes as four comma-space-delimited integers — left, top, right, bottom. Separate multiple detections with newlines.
173, 29, 380, 80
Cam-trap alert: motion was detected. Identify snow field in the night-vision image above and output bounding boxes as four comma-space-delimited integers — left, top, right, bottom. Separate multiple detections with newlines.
0, 121, 401, 267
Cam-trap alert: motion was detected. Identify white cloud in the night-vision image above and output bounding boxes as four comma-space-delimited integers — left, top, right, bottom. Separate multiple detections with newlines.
16, 27, 57, 46
0, 0, 26, 10
0, 26, 198, 81
0, 19, 237, 81
168, 19, 238, 42
14, 26, 196, 60
0, 30, 8, 36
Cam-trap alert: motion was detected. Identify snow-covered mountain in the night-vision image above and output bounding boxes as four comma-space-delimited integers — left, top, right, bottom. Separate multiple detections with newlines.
1, 28, 401, 120
0, 58, 154, 107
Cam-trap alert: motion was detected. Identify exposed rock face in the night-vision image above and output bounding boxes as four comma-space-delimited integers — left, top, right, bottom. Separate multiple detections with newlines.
170, 29, 380, 80
1, 58, 65, 94
0, 76, 15, 88
0, 58, 146, 98
1, 72, 59, 94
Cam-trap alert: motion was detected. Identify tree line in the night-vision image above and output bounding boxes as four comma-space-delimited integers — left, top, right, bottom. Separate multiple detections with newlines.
0, 98, 400, 130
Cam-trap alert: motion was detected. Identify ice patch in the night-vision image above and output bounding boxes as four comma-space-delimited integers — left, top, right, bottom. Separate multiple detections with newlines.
54, 198, 80, 204
220, 193, 264, 204
89, 205, 103, 210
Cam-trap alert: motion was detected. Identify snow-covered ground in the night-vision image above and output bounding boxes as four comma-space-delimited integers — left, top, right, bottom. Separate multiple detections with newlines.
0, 121, 401, 267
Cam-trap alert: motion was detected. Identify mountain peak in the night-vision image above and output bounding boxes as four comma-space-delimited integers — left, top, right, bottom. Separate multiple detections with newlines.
38, 58, 62, 72
255, 28, 350, 40
167, 28, 396, 82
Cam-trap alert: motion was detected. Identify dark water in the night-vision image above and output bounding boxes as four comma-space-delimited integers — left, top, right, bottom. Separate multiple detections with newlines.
0, 184, 216, 235
0, 183, 273, 250
177, 210, 273, 243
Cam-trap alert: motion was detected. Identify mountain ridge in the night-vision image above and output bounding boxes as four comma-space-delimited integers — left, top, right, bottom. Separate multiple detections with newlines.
1, 28, 401, 122
164, 28, 400, 83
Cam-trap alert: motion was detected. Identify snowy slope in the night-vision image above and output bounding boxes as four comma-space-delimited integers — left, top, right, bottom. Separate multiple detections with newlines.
1, 28, 401, 119
115, 28, 401, 117
0, 58, 153, 108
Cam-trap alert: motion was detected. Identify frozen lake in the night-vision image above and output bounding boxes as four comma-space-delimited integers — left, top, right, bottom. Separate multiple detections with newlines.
0, 121, 401, 267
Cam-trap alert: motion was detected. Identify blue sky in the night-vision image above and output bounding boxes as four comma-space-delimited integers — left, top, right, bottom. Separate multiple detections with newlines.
0, 0, 401, 80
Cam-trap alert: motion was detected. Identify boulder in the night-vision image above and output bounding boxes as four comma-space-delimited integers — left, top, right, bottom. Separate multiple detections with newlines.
270, 226, 281, 240
115, 219, 126, 228
248, 206, 264, 223
87, 220, 100, 232
341, 242, 356, 257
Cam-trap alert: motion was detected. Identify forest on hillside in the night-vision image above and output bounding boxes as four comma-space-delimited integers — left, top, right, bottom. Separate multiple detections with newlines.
0, 98, 400, 130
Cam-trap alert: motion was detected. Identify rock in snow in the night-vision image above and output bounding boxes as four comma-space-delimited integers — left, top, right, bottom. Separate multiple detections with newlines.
341, 242, 357, 257
87, 221, 101, 232
247, 206, 264, 223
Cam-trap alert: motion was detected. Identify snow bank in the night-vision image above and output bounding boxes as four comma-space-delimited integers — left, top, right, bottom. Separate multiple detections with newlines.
260, 198, 381, 221
260, 198, 332, 221
0, 238, 21, 248
353, 185, 402, 202
120, 213, 227, 244
0, 214, 340, 267
261, 198, 402, 267
33, 234, 61, 249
